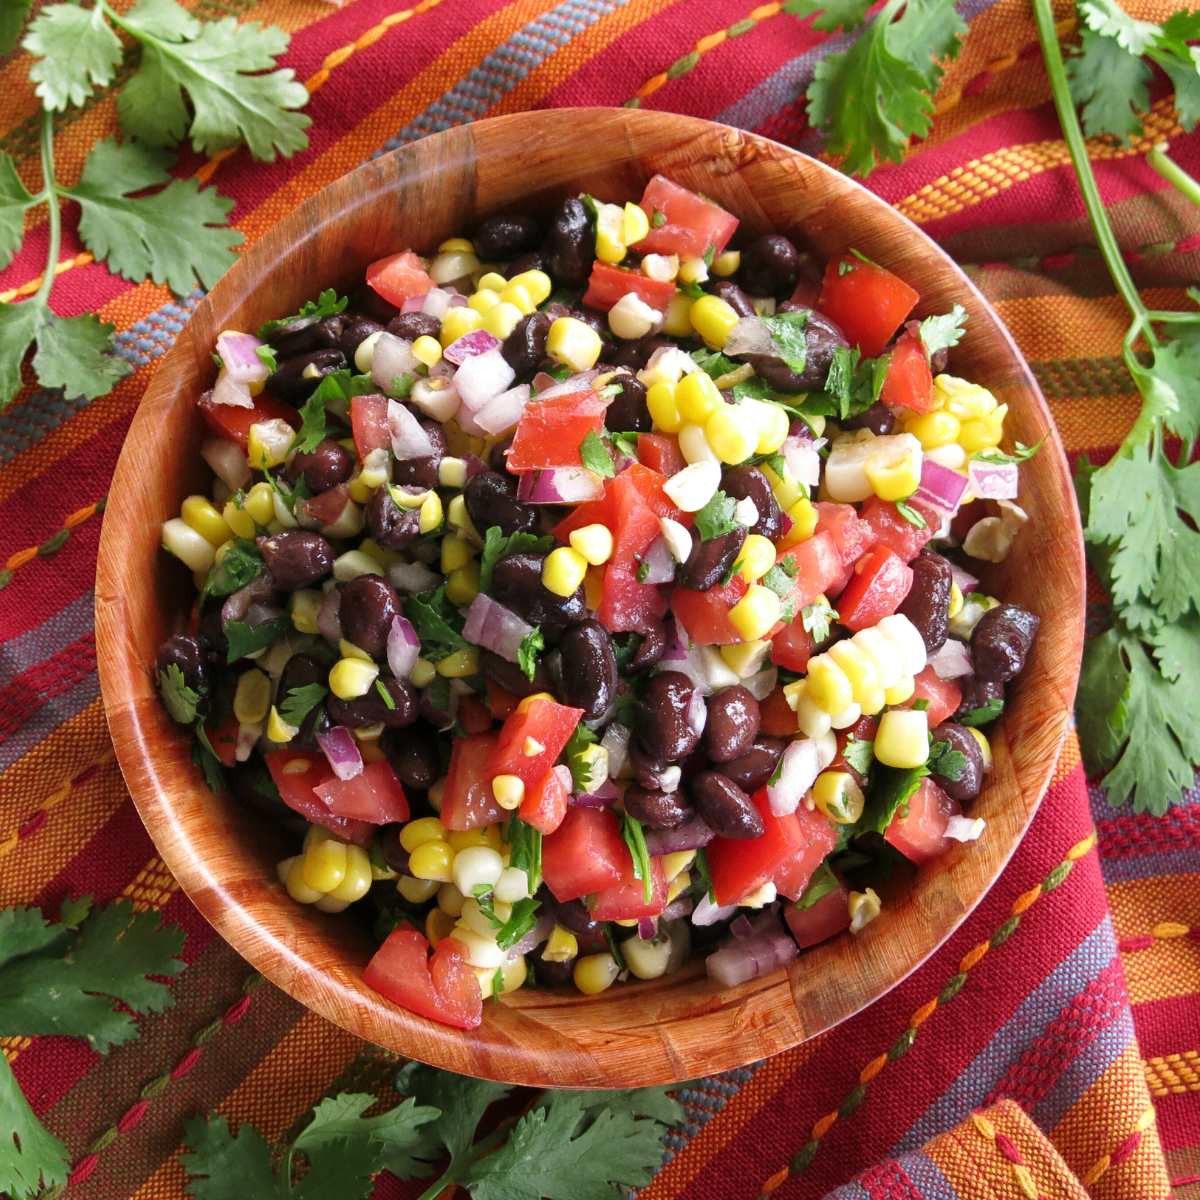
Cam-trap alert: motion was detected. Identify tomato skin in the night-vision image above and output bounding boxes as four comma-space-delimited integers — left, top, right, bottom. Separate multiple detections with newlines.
784, 882, 850, 948
366, 250, 435, 308
858, 496, 937, 562
633, 175, 739, 260
350, 394, 391, 460
671, 575, 748, 645
776, 530, 845, 610
813, 501, 879, 582
836, 545, 914, 632
773, 804, 840, 900
590, 857, 667, 920
771, 618, 815, 672
885, 778, 961, 864
485, 678, 519, 720
457, 696, 493, 736
636, 433, 685, 477
759, 687, 799, 737
206, 715, 239, 767
363, 928, 482, 1029
542, 807, 628, 902
880, 328, 934, 413
199, 392, 298, 448
519, 767, 570, 835
582, 262, 677, 313
507, 390, 610, 471
264, 750, 374, 844
902, 668, 962, 728
442, 733, 505, 831
488, 698, 584, 790
817, 255, 920, 358
298, 483, 352, 528
313, 760, 410, 825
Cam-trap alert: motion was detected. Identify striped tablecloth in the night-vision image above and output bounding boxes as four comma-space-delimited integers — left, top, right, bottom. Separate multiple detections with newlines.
1, 0, 1199, 1195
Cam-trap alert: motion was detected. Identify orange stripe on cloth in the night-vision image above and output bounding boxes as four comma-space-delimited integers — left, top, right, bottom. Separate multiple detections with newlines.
1107, 873, 1200, 1005
1145, 1050, 1200, 1097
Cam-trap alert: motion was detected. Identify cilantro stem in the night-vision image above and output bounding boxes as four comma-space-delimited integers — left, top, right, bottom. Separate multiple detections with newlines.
412, 1119, 518, 1200
33, 109, 60, 313
1146, 142, 1200, 210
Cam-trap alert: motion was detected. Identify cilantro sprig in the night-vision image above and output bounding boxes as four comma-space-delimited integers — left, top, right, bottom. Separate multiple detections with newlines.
478, 527, 555, 595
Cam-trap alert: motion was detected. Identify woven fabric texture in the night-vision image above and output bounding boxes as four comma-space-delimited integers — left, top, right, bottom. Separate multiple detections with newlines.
1, 0, 1198, 1197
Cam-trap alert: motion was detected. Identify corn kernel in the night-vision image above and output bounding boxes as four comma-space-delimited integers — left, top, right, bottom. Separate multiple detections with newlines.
646, 380, 682, 433
439, 237, 474, 253
828, 640, 881, 705
482, 301, 523, 339
329, 657, 379, 700
729, 584, 782, 641
663, 291, 695, 338
222, 498, 256, 539
690, 294, 739, 349
849, 887, 881, 933
959, 412, 1005, 453
865, 441, 923, 502
662, 849, 697, 882
232, 668, 270, 726
852, 627, 902, 689
573, 951, 620, 995
934, 374, 997, 419
607, 292, 661, 340
678, 256, 709, 286
813, 771, 865, 824
712, 249, 741, 277
492, 774, 525, 811
354, 723, 385, 743
883, 675, 915, 706
547, 316, 602, 372
875, 708, 929, 768
436, 647, 479, 678
289, 589, 323, 635
162, 518, 216, 574
394, 873, 438, 904
404, 658, 433, 689
678, 422, 718, 465
754, 402, 790, 455
181, 495, 231, 546
409, 840, 455, 882
802, 657, 850, 716
240, 482, 273, 526
569, 523, 614, 566
738, 534, 776, 584
907, 409, 960, 449
333, 549, 383, 582
584, 565, 605, 610
543, 925, 579, 962
967, 726, 993, 768
446, 562, 481, 606
439, 306, 483, 346
621, 200, 650, 245
494, 865, 529, 902
246, 418, 293, 470
453, 845, 504, 896
409, 334, 442, 368
500, 283, 536, 315
641, 253, 679, 282
283, 857, 324, 904
327, 844, 372, 903
426, 907, 457, 944
666, 869, 692, 905
468, 288, 501, 314
509, 269, 551, 305
418, 491, 444, 535
491, 954, 528, 996
794, 693, 833, 738
706, 404, 757, 464
543, 545, 588, 597
441, 534, 474, 574
719, 640, 770, 677
339, 637, 373, 662
676, 372, 722, 422
347, 473, 372, 505
516, 691, 555, 713
302, 836, 347, 893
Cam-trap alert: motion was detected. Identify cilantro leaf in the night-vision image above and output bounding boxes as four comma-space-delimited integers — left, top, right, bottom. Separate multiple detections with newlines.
579, 430, 615, 478
761, 562, 797, 600
404, 586, 468, 661
895, 499, 928, 528
224, 616, 289, 662
478, 527, 555, 594
958, 697, 1004, 726
505, 815, 543, 893
693, 489, 738, 541
927, 739, 967, 782
691, 347, 741, 379
610, 430, 640, 459
620, 811, 653, 903
812, 344, 889, 420
801, 600, 838, 642
496, 898, 541, 951
279, 683, 327, 727
862, 763, 928, 834
0, 0, 33, 56
405, 1065, 510, 1168
973, 437, 1044, 466
23, 2, 123, 110
193, 730, 227, 794
158, 662, 202, 725
181, 1113, 281, 1200
842, 736, 875, 776
784, 0, 873, 33
517, 627, 544, 682
0, 155, 36, 272
259, 289, 349, 340
0, 1055, 69, 1199
201, 538, 263, 599
255, 344, 278, 372
1067, 27, 1152, 139
917, 304, 968, 358
761, 311, 809, 373
1078, 0, 1158, 54
795, 861, 841, 910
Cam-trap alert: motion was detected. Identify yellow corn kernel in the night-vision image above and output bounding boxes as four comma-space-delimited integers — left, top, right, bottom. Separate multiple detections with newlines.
573, 951, 620, 995
760, 464, 799, 513
706, 404, 757, 464
265, 705, 297, 744
967, 726, 993, 769
482, 301, 523, 339
283, 857, 324, 904
849, 887, 882, 933
676, 371, 722, 422
661, 849, 697, 882
491, 773, 525, 811
491, 954, 528, 996
436, 647, 480, 678
446, 828, 492, 852
354, 723, 385, 744
883, 675, 915, 706
516, 691, 555, 713
812, 771, 865, 824
441, 534, 474, 574
327, 844, 372, 903
445, 562, 481, 606
865, 447, 922, 502
437, 882, 467, 917
543, 545, 588, 597
302, 836, 347, 893
729, 584, 782, 642
543, 924, 579, 962
468, 287, 501, 314
222, 498, 256, 539
439, 237, 474, 253
181, 495, 231, 546
663, 291, 695, 338
646, 380, 682, 433
358, 539, 398, 570
409, 840, 455, 882
411, 334, 442, 367
240, 481, 273, 526
677, 256, 709, 286
232, 668, 271, 725
446, 493, 482, 545
547, 316, 602, 372
712, 249, 741, 277
569, 523, 614, 566
584, 565, 605, 610
690, 294, 739, 349
754, 403, 791, 455
666, 869, 692, 905
934, 375, 997, 419
738, 534, 776, 584
419, 491, 444, 535
875, 708, 929, 768
907, 409, 960, 449
246, 419, 293, 470
828, 640, 881, 705
289, 589, 323, 635
509, 269, 552, 305
426, 907, 457, 945
399, 874, 440, 903
500, 283, 536, 315
439, 306, 483, 346
621, 200, 650, 245
959, 410, 1006, 453
333, 550, 382, 583
806, 656, 854, 715
339, 637, 373, 662
720, 640, 769, 677
329, 657, 379, 700
947, 582, 964, 620
347, 473, 372, 504
438, 457, 468, 488
410, 657, 436, 688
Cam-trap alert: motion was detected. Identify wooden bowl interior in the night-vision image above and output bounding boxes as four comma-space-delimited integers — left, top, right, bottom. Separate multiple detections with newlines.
96, 108, 1084, 1088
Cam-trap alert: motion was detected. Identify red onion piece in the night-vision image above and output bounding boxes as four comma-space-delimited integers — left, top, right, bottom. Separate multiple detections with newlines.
915, 458, 969, 517
768, 738, 823, 817
928, 638, 972, 679
444, 329, 501, 365
781, 436, 822, 489
949, 561, 979, 594
637, 916, 658, 940
316, 726, 364, 781
707, 929, 799, 986
386, 614, 420, 680
371, 334, 417, 391
661, 895, 694, 921
660, 618, 688, 662
221, 573, 275, 628
691, 894, 736, 927
686, 687, 708, 738
454, 348, 515, 410
641, 535, 676, 585
474, 384, 530, 436
388, 560, 441, 594
387, 398, 436, 461
724, 316, 776, 358
967, 459, 1019, 500
462, 593, 534, 664
644, 812, 715, 855
516, 467, 604, 504
600, 723, 631, 780
217, 331, 269, 386
534, 369, 601, 398
317, 588, 342, 646
211, 370, 254, 409
200, 437, 251, 491
572, 779, 620, 809
507, 909, 554, 957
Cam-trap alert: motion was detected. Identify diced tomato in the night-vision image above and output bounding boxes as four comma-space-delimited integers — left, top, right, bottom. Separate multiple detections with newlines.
784, 881, 851, 948
880, 328, 934, 413
590, 857, 667, 920
817, 254, 920, 358
366, 250, 435, 308
198, 391, 298, 449
297, 483, 352, 528
885, 778, 961, 864
771, 618, 815, 672
759, 687, 799, 737
363, 928, 482, 1029
206, 714, 239, 767
776, 530, 844, 609
519, 767, 570, 835
836, 545, 913, 632
708, 789, 836, 905
506, 390, 610, 471
442, 733, 505, 831
582, 262, 677, 313
485, 678, 519, 720
350, 394, 391, 460
264, 750, 373, 844
542, 807, 628, 902
813, 502, 879, 579
487, 697, 584, 788
636, 433, 686, 477
901, 668, 962, 728
632, 175, 739, 260
671, 574, 748, 645
457, 696, 493, 736
858, 495, 937, 562
313, 760, 410, 825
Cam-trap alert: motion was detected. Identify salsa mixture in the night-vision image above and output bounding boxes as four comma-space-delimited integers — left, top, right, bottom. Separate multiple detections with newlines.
155, 175, 1040, 1030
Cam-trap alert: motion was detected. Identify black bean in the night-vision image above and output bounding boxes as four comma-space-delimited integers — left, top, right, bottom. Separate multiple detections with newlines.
898, 550, 951, 653
556, 620, 618, 722
531, 951, 575, 987
155, 634, 210, 698
571, 307, 607, 339
383, 723, 442, 789
704, 686, 760, 763
267, 314, 345, 359
679, 526, 746, 591
691, 771, 764, 838
954, 675, 1005, 723
375, 825, 410, 875
474, 213, 541, 260
629, 742, 676, 791
506, 250, 549, 279
720, 465, 784, 540
626, 622, 668, 675
547, 197, 591, 288
339, 316, 383, 361
624, 786, 693, 829
387, 311, 441, 342
839, 402, 896, 435
289, 438, 354, 494
480, 648, 551, 698
391, 416, 446, 489
268, 348, 347, 404
501, 312, 551, 378
551, 897, 608, 953
256, 530, 334, 590
711, 279, 757, 318
971, 604, 1039, 682
717, 736, 786, 792
604, 377, 651, 432
931, 722, 987, 803
328, 676, 417, 729
365, 486, 421, 550
197, 609, 228, 664
738, 234, 801, 297
339, 574, 400, 658
488, 437, 515, 472
465, 470, 538, 537
348, 285, 399, 324
490, 552, 586, 637
746, 310, 848, 394
607, 335, 673, 372
636, 671, 701, 763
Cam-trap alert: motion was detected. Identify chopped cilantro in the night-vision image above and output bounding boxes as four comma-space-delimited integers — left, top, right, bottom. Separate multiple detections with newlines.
636, 559, 652, 583
157, 662, 201, 725
815, 345, 890, 421
761, 310, 809, 373
959, 697, 1004, 726
912, 698, 930, 711
279, 683, 327, 727
258, 288, 347, 339
974, 437, 1045, 465
505, 816, 542, 893
702, 243, 716, 267
917, 304, 968, 359
579, 429, 615, 477
200, 538, 263, 600
928, 738, 967, 782
843, 736, 875, 776
390, 373, 415, 399
612, 633, 644, 671
651, 208, 667, 228
801, 600, 838, 642
620, 811, 653, 902
517, 628, 544, 682
402, 586, 468, 661
255, 344, 278, 373
610, 430, 640, 459
693, 489, 738, 541
375, 679, 397, 711
495, 897, 541, 951
224, 617, 289, 663
761, 563, 796, 599
795, 861, 840, 910
895, 499, 928, 528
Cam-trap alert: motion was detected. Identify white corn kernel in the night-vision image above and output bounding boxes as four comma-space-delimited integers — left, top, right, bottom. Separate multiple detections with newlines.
663, 460, 721, 512
452, 926, 505, 969
452, 846, 505, 897
678, 422, 720, 465
494, 866, 530, 903
623, 933, 673, 980
438, 456, 468, 488
607, 292, 662, 340
333, 550, 383, 582
162, 518, 216, 573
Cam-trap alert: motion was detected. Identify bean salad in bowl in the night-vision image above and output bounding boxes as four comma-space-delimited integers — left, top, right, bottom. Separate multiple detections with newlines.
155, 173, 1039, 1032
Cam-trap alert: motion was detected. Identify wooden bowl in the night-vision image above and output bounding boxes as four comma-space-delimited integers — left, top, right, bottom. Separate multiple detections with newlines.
96, 108, 1084, 1088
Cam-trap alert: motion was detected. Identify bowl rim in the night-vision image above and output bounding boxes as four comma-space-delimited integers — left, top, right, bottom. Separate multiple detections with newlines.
96, 106, 1085, 1088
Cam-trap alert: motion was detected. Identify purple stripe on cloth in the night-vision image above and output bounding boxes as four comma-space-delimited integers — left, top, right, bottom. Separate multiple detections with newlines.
0, 592, 95, 691
0, 674, 99, 773
1028, 1014, 1135, 1132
